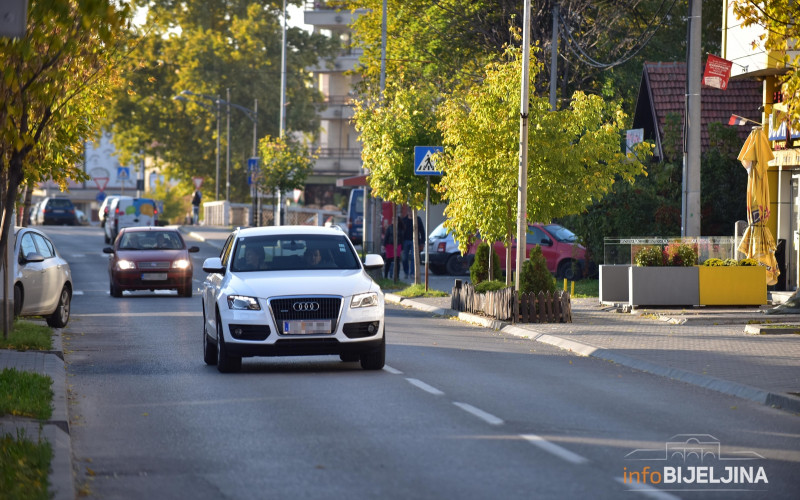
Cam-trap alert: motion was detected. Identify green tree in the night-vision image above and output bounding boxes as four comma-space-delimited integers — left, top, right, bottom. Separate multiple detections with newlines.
352, 80, 443, 283
255, 135, 315, 214
102, 1, 336, 201
436, 47, 650, 282
1, 0, 130, 335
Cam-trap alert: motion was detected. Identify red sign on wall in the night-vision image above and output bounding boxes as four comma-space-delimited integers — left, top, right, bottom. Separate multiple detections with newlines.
703, 54, 733, 90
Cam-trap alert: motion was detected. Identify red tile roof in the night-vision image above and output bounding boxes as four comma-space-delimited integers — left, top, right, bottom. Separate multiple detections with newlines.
639, 61, 762, 155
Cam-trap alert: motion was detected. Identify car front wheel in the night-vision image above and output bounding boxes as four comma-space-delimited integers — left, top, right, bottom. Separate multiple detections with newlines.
216, 312, 241, 373
360, 334, 385, 370
46, 285, 71, 328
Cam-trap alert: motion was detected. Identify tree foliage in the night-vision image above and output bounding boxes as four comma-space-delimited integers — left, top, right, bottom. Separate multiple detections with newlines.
436, 47, 651, 274
102, 0, 336, 201
255, 135, 315, 200
1, 0, 130, 331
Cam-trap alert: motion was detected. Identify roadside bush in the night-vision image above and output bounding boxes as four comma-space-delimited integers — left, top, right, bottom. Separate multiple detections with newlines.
474, 280, 507, 293
470, 242, 501, 284
634, 246, 663, 266
520, 245, 556, 294
663, 242, 697, 266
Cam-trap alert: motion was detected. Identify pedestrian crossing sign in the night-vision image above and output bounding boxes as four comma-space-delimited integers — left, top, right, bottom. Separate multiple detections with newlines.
414, 146, 443, 176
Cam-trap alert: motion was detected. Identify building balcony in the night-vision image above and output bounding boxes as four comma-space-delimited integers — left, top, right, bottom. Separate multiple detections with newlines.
304, 2, 367, 28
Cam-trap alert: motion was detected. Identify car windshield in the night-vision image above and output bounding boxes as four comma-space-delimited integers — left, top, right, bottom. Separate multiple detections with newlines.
430, 223, 448, 239
543, 224, 578, 243
48, 199, 73, 208
231, 234, 360, 272
119, 231, 184, 250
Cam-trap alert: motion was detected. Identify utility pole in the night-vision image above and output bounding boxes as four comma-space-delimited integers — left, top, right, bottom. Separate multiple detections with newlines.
226, 87, 231, 202
515, 0, 532, 293
277, 0, 288, 226
550, 4, 558, 111
682, 0, 702, 236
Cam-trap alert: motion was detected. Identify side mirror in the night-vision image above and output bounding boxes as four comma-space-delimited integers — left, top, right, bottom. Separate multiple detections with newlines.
363, 254, 384, 270
23, 252, 45, 263
102, 247, 115, 254
188, 246, 200, 253
202, 257, 225, 274
541, 238, 553, 247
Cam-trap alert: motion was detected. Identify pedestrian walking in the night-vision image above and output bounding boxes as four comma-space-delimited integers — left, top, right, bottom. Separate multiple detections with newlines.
401, 210, 425, 279
384, 217, 403, 279
191, 188, 202, 225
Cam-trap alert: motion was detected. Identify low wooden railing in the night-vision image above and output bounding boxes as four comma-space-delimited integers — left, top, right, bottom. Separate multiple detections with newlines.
450, 280, 572, 323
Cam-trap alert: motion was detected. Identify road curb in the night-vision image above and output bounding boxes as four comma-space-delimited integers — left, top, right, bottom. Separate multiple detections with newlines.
386, 295, 800, 415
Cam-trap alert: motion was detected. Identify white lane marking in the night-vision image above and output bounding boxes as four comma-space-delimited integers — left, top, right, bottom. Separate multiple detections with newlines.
69, 254, 86, 258
406, 378, 445, 396
453, 402, 504, 426
72, 291, 84, 296
383, 365, 403, 375
614, 478, 681, 499
520, 434, 589, 465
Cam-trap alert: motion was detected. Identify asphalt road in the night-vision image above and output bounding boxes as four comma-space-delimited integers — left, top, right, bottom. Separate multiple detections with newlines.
41, 225, 800, 499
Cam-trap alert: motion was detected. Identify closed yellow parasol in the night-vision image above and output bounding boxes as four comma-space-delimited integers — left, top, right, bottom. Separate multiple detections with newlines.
737, 128, 778, 285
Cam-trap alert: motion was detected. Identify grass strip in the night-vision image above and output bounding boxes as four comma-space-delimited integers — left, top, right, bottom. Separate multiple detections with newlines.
0, 320, 53, 351
0, 429, 52, 500
0, 368, 53, 420
395, 283, 449, 298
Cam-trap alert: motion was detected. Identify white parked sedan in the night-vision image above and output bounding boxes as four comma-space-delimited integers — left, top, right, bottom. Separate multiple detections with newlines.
201, 226, 385, 373
13, 226, 72, 327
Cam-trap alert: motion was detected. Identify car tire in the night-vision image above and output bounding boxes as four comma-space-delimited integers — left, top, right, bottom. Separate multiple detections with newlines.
13, 284, 22, 318
445, 254, 471, 275
203, 306, 218, 365
339, 353, 359, 363
110, 281, 122, 298
46, 286, 71, 328
216, 312, 241, 373
558, 260, 581, 281
429, 265, 445, 275
180, 281, 193, 298
360, 334, 385, 370
104, 233, 110, 244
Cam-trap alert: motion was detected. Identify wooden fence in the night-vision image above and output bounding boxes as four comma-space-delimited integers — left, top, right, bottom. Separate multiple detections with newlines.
450, 281, 572, 323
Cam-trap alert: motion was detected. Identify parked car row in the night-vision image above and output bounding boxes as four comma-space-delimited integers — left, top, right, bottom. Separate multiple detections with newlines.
423, 221, 588, 280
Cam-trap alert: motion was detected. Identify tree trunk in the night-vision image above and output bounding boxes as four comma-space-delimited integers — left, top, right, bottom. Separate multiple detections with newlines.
392, 204, 399, 282
488, 240, 494, 282
506, 245, 513, 286
1, 155, 26, 338
19, 184, 33, 227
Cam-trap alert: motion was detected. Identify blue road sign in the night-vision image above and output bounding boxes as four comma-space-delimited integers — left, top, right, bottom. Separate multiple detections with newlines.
96, 191, 107, 203
117, 167, 130, 181
414, 146, 443, 176
248, 157, 260, 172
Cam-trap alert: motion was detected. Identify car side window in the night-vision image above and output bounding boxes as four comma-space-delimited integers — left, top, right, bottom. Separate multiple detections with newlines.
220, 234, 235, 266
529, 226, 548, 245
32, 234, 55, 258
19, 233, 37, 260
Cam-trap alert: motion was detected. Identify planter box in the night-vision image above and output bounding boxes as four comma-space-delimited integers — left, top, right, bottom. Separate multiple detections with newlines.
698, 266, 767, 305
599, 265, 630, 303
629, 266, 699, 307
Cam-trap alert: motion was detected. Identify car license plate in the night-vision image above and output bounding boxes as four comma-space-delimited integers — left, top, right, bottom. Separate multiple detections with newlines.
283, 320, 331, 334
141, 273, 167, 281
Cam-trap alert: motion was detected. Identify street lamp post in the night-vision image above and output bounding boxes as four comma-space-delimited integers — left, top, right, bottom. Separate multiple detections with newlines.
175, 90, 223, 201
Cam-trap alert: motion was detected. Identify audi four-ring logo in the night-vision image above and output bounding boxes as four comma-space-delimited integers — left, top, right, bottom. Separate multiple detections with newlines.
293, 301, 320, 312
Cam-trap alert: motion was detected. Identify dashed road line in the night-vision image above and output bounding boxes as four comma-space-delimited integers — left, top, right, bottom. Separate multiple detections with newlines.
520, 434, 589, 465
453, 402, 504, 425
406, 378, 445, 396
383, 365, 403, 375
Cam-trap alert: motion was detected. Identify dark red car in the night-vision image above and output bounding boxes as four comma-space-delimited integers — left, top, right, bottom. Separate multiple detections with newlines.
103, 227, 199, 297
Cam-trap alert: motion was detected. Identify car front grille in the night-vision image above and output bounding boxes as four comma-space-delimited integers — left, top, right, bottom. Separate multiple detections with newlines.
137, 261, 170, 270
269, 296, 342, 335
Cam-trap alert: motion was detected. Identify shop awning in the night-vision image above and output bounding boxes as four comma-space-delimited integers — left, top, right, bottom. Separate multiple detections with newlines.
336, 174, 369, 187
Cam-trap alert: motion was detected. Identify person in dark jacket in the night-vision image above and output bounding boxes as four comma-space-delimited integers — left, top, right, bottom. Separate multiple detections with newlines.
401, 211, 424, 279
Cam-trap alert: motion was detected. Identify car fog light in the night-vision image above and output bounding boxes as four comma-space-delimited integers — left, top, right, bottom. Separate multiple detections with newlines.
368, 323, 376, 334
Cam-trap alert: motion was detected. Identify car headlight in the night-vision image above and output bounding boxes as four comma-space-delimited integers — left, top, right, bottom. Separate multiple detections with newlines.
116, 260, 136, 270
351, 292, 378, 308
172, 259, 191, 270
227, 295, 261, 310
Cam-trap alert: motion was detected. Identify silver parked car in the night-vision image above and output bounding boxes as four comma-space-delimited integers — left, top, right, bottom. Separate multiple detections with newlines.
13, 227, 73, 327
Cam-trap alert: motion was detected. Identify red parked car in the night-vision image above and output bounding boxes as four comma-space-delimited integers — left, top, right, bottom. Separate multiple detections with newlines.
103, 227, 199, 297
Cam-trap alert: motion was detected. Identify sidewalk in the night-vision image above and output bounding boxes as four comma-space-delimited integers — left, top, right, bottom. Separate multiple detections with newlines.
388, 293, 800, 414
0, 326, 73, 500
